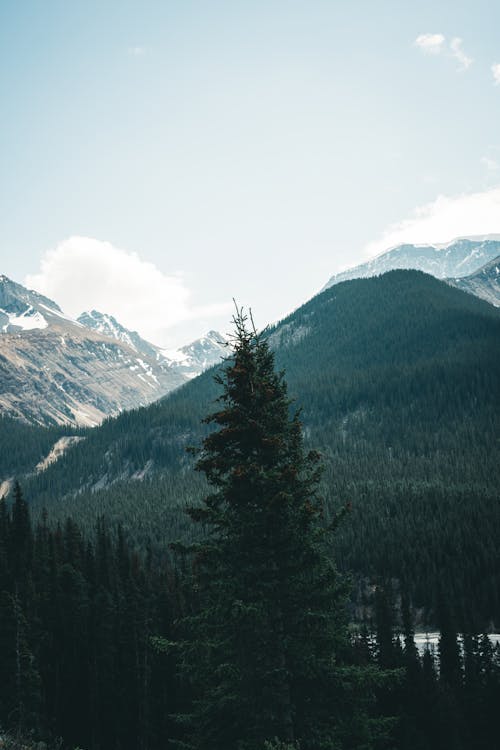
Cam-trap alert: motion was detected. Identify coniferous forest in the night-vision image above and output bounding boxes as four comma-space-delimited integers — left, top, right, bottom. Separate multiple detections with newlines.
4, 0, 500, 745
1, 304, 500, 749
2, 490, 500, 750
14, 271, 500, 629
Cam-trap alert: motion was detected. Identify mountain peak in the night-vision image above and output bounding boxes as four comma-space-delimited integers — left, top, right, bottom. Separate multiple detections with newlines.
323, 237, 500, 292
77, 309, 157, 358
0, 274, 66, 332
448, 253, 500, 307
438, 233, 500, 246
77, 311, 228, 376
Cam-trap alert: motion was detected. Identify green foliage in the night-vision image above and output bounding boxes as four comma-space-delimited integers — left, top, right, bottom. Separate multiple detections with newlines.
9, 270, 500, 625
0, 492, 179, 750
0, 416, 75, 480
172, 309, 387, 750
366, 585, 500, 750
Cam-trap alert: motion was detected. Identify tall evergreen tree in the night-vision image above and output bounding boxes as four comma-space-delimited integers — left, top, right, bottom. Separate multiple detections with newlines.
173, 309, 384, 750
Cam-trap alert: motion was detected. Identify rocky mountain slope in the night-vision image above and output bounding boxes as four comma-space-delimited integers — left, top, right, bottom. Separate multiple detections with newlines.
322, 236, 500, 291
78, 310, 228, 374
160, 330, 228, 379
0, 276, 226, 426
0, 273, 74, 331
0, 315, 185, 428
447, 254, 500, 307
77, 310, 161, 360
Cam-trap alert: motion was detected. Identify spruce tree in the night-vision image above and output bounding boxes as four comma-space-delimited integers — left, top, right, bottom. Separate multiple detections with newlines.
174, 309, 383, 750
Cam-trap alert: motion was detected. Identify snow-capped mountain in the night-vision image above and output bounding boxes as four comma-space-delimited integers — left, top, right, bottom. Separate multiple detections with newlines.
322, 236, 500, 291
78, 310, 228, 377
0, 276, 229, 427
160, 330, 228, 379
77, 310, 160, 360
178, 330, 228, 369
0, 276, 185, 426
448, 254, 500, 307
0, 274, 78, 332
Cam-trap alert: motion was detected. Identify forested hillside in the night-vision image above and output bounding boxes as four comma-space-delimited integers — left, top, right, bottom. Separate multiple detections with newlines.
3, 486, 499, 750
0, 415, 76, 480
11, 270, 500, 627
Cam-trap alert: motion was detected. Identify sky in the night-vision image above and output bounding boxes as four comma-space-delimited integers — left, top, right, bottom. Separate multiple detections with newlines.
1, 0, 500, 346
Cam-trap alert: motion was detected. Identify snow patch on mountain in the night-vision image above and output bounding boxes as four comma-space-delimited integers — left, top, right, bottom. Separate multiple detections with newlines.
0, 274, 63, 314
40, 303, 82, 325
0, 305, 48, 332
79, 310, 229, 376
448, 254, 500, 307
0, 276, 187, 426
162, 330, 229, 376
0, 275, 229, 426
323, 237, 500, 291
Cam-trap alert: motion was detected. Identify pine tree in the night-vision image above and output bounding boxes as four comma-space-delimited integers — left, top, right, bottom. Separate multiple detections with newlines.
9, 482, 33, 595
436, 595, 464, 750
173, 308, 384, 750
0, 486, 41, 736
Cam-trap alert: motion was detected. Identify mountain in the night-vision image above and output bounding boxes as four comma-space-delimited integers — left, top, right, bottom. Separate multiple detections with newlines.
0, 276, 186, 426
21, 270, 500, 627
77, 310, 160, 360
0, 273, 75, 331
160, 330, 228, 379
322, 236, 500, 290
0, 276, 229, 427
78, 310, 228, 379
447, 254, 500, 307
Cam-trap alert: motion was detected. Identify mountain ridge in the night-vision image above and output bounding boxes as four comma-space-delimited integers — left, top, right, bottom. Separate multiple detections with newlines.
447, 253, 500, 307
322, 236, 500, 291
0, 275, 227, 426
77, 310, 161, 360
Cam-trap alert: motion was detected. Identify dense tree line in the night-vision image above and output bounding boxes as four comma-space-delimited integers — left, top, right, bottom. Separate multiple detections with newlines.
0, 415, 73, 479
353, 582, 500, 750
2, 304, 500, 749
2, 493, 500, 747
15, 272, 500, 627
0, 484, 179, 750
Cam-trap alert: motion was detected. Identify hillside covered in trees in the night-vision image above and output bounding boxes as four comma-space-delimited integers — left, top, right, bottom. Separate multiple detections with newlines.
4, 269, 500, 627
2, 318, 500, 748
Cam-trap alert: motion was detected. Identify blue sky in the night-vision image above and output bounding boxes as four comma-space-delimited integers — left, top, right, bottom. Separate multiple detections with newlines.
1, 1, 500, 345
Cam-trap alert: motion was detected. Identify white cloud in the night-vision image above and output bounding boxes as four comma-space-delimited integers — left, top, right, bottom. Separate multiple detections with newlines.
449, 37, 473, 71
26, 237, 231, 346
363, 187, 500, 259
415, 33, 445, 55
492, 63, 500, 85
414, 33, 472, 71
